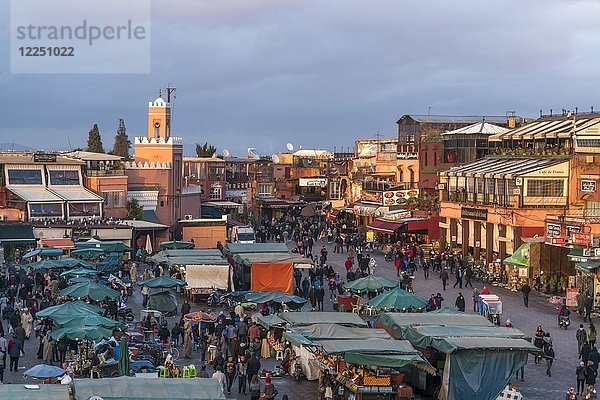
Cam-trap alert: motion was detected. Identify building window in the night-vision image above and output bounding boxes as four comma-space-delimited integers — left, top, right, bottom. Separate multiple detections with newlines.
434, 152, 437, 167
329, 181, 340, 200
49, 169, 80, 185
7, 169, 43, 185
210, 186, 222, 200
102, 191, 126, 208
577, 139, 600, 148
258, 184, 272, 197
69, 202, 101, 217
526, 179, 564, 197
424, 152, 428, 167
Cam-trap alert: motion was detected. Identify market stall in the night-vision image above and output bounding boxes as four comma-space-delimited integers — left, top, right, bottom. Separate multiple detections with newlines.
0, 384, 68, 400
59, 281, 120, 301
367, 287, 427, 312
375, 313, 537, 400
503, 242, 531, 291
71, 377, 228, 400
280, 311, 368, 327
312, 338, 432, 399
159, 240, 195, 250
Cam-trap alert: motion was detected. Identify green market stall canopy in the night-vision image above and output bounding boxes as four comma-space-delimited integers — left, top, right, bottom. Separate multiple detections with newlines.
368, 287, 427, 310
59, 281, 120, 301
280, 311, 367, 327
343, 275, 398, 293
138, 276, 187, 289
159, 240, 195, 250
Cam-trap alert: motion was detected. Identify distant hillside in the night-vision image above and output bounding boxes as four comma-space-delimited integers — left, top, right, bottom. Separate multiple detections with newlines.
0, 143, 37, 152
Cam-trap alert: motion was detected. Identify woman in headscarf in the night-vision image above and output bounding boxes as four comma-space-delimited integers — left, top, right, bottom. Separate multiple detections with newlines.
183, 329, 193, 359
42, 330, 54, 364
21, 308, 33, 339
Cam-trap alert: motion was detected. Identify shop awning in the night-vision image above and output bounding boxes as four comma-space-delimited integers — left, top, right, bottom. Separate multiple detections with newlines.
353, 202, 380, 217
440, 156, 569, 180
0, 224, 36, 244
576, 261, 600, 272
43, 239, 75, 250
367, 218, 405, 234
503, 243, 530, 267
49, 187, 103, 202
142, 210, 162, 224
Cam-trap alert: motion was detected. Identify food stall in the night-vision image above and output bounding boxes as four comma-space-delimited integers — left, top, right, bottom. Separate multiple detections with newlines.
376, 312, 538, 400
478, 294, 503, 325
311, 338, 431, 399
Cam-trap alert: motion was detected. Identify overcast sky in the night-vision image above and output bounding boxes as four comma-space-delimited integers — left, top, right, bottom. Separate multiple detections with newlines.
1, 0, 600, 156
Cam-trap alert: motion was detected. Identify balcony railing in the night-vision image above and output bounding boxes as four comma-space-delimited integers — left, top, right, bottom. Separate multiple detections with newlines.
85, 169, 125, 177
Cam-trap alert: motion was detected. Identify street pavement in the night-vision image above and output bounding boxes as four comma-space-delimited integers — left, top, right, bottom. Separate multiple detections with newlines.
2, 240, 582, 399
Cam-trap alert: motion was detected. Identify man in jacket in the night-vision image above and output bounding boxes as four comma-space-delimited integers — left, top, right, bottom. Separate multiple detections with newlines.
584, 294, 594, 322
7, 334, 23, 372
521, 283, 532, 307
246, 354, 261, 382
440, 269, 449, 291
577, 324, 588, 354
455, 292, 466, 312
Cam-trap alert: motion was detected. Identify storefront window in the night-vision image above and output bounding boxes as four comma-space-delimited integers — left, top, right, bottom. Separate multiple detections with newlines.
49, 170, 80, 185
526, 179, 564, 197
68, 203, 100, 217
29, 203, 62, 217
8, 169, 43, 185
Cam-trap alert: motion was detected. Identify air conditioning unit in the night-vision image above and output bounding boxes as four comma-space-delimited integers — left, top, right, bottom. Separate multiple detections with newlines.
184, 215, 193, 220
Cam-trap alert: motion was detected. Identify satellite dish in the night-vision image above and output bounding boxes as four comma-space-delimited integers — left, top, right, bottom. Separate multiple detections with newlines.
247, 148, 261, 159
271, 154, 280, 163
286, 143, 294, 152
223, 149, 230, 157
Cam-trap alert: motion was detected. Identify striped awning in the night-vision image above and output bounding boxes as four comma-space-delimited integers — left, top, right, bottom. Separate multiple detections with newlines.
440, 156, 569, 179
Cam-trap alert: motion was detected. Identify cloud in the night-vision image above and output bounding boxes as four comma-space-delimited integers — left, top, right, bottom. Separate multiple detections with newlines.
2, 0, 600, 153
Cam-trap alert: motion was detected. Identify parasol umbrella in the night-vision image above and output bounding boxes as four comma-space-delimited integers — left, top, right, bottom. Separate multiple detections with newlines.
145, 235, 153, 254
22, 249, 41, 259
60, 257, 95, 269
22, 259, 63, 271
138, 275, 186, 289
60, 267, 100, 279
24, 364, 66, 379
148, 292, 178, 314
36, 300, 104, 320
184, 311, 217, 323
243, 290, 307, 309
54, 313, 126, 330
343, 275, 398, 293
49, 325, 113, 342
69, 277, 93, 284
367, 287, 427, 311
59, 281, 120, 301
158, 240, 195, 250
71, 248, 105, 260
118, 337, 130, 376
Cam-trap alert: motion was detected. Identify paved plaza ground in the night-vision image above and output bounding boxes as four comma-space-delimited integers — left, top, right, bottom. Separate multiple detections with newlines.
2, 239, 582, 399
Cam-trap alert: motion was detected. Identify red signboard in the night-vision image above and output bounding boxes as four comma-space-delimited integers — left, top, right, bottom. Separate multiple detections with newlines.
572, 232, 592, 246
551, 237, 566, 245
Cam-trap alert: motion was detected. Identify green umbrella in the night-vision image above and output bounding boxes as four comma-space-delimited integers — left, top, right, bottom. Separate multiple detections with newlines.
49, 325, 113, 342
148, 292, 178, 314
159, 240, 195, 250
23, 259, 63, 270
118, 337, 130, 376
244, 290, 307, 309
59, 281, 120, 301
367, 287, 427, 310
37, 301, 104, 321
343, 275, 398, 293
71, 248, 105, 260
60, 257, 95, 269
60, 267, 99, 279
138, 275, 186, 289
54, 313, 126, 330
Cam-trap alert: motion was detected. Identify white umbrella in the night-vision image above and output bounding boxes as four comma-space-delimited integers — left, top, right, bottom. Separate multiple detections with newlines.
145, 235, 153, 254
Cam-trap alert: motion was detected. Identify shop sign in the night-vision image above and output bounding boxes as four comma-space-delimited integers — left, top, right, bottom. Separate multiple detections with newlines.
551, 237, 566, 245
572, 232, 593, 246
526, 162, 569, 177
366, 231, 374, 243
382, 189, 419, 206
518, 268, 528, 278
546, 223, 561, 238
460, 207, 488, 222
567, 225, 582, 234
33, 153, 57, 163
582, 180, 597, 193
299, 178, 327, 187
566, 288, 578, 307
361, 190, 383, 205
72, 227, 91, 239
226, 190, 247, 198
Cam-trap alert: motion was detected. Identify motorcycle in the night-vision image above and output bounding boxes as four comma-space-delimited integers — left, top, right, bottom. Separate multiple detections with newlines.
557, 308, 571, 330
207, 289, 230, 307
118, 306, 135, 322
384, 250, 395, 262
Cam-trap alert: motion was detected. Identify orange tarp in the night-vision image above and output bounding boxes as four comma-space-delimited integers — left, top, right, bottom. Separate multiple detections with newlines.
43, 239, 75, 250
251, 262, 293, 294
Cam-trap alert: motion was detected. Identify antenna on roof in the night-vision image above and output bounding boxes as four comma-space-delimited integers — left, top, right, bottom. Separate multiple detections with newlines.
67, 137, 72, 151
428, 106, 432, 115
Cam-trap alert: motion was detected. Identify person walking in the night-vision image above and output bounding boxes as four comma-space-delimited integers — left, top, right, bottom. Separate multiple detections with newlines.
577, 324, 588, 354
237, 356, 247, 395
544, 343, 555, 377
584, 293, 594, 322
533, 326, 544, 365
0, 332, 6, 383
453, 267, 463, 289
316, 285, 325, 311
464, 266, 473, 288
246, 354, 261, 382
7, 333, 23, 372
586, 360, 598, 387
440, 268, 449, 291
225, 356, 236, 395
455, 292, 466, 312
212, 366, 227, 396
423, 261, 430, 280
435, 293, 444, 310
249, 374, 261, 400
577, 361, 587, 396
589, 323, 597, 347
309, 285, 317, 311
521, 283, 531, 307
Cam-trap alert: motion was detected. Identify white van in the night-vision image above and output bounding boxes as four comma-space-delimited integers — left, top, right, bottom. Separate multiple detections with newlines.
232, 226, 256, 243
